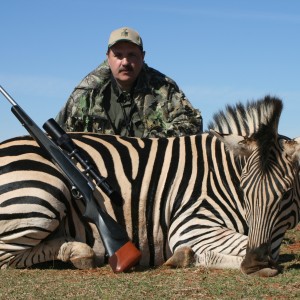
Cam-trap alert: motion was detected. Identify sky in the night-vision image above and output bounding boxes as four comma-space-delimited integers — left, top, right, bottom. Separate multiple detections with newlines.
1, 0, 300, 141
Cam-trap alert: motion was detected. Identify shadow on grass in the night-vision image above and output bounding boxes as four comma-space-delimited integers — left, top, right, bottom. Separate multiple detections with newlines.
278, 253, 300, 271
286, 263, 300, 270
28, 260, 152, 272
27, 250, 300, 272
279, 253, 297, 263
29, 260, 76, 270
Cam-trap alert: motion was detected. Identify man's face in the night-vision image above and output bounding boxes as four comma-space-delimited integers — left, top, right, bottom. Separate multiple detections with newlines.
107, 41, 145, 91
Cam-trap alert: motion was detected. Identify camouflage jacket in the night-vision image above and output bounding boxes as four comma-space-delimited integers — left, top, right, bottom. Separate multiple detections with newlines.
55, 60, 202, 137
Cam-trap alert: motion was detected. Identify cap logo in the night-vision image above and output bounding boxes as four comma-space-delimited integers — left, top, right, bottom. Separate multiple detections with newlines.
121, 29, 129, 37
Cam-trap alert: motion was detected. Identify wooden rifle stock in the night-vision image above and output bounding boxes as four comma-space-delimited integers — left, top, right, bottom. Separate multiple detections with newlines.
0, 85, 141, 273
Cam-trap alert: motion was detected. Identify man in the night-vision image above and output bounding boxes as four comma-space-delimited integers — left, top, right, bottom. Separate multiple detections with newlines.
56, 27, 202, 137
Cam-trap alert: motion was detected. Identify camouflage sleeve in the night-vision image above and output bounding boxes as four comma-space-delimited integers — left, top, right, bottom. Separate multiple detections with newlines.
144, 85, 203, 138
55, 61, 109, 132
55, 88, 90, 132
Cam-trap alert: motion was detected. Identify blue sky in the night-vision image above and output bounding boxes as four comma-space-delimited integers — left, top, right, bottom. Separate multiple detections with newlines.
1, 0, 299, 141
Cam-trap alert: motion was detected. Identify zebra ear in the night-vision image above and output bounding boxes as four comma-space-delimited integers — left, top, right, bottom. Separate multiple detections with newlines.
280, 137, 300, 162
209, 129, 257, 156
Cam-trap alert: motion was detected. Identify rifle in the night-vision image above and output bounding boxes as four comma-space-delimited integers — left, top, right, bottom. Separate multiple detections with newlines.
0, 86, 141, 273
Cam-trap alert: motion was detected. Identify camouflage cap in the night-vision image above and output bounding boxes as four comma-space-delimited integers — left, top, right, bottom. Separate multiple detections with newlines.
108, 27, 143, 49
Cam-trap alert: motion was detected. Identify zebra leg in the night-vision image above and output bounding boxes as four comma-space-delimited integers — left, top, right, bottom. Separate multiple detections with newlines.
0, 217, 65, 269
0, 215, 100, 270
168, 216, 248, 270
195, 251, 243, 270
2, 236, 97, 270
163, 248, 243, 270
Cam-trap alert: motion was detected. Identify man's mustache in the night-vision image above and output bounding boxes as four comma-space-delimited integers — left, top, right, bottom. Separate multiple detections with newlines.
119, 66, 133, 72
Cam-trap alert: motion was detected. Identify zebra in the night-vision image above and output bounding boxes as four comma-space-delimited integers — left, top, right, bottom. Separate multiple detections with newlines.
0, 96, 299, 277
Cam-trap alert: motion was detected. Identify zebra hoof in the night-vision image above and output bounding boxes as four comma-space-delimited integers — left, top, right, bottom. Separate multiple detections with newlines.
58, 241, 96, 269
70, 256, 96, 270
164, 246, 195, 268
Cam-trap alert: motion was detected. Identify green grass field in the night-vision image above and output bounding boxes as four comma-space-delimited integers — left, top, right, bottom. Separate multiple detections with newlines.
0, 226, 299, 300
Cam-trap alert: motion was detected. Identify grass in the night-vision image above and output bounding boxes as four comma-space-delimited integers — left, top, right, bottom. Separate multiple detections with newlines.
0, 226, 299, 300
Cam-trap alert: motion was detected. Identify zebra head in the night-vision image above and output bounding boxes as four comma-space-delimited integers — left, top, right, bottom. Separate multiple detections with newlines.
209, 97, 300, 277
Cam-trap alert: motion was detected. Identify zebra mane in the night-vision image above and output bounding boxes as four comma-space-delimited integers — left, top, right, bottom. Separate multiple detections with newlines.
207, 96, 283, 136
